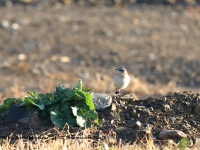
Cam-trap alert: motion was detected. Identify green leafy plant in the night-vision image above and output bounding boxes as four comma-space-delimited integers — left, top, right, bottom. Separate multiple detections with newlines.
0, 79, 98, 128
177, 137, 190, 150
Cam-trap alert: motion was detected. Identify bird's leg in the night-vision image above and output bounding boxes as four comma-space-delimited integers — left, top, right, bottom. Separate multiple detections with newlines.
115, 88, 120, 97
115, 88, 119, 94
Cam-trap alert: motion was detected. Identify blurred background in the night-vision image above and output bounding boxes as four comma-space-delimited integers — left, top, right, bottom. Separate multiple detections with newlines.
0, 0, 199, 101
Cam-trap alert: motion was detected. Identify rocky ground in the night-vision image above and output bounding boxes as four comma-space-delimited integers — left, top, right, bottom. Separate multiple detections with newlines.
0, 92, 199, 147
0, 1, 199, 148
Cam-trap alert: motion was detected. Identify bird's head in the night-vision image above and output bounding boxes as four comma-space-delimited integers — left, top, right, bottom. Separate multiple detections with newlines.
115, 67, 127, 74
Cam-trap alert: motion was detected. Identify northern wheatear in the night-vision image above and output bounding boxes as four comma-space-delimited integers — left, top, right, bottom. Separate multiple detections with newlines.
114, 67, 130, 94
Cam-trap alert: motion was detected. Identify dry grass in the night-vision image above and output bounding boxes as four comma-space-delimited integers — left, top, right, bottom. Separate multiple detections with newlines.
0, 137, 179, 150
0, 128, 194, 150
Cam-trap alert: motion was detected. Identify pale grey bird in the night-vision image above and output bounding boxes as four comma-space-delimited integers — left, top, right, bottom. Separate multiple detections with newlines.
114, 67, 130, 94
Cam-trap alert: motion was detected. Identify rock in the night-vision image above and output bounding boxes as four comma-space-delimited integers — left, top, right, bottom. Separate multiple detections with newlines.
5, 103, 38, 124
170, 117, 176, 123
115, 127, 131, 133
111, 103, 116, 111
0, 20, 10, 29
159, 130, 187, 140
135, 120, 142, 127
92, 92, 112, 110
164, 104, 170, 109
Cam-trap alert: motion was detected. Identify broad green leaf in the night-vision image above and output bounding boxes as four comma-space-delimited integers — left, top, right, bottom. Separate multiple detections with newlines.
19, 97, 45, 110
75, 106, 98, 127
74, 91, 94, 110
78, 107, 98, 121
0, 98, 22, 113
72, 106, 96, 127
84, 92, 94, 110
54, 85, 69, 102
37, 93, 54, 106
50, 104, 76, 128
63, 90, 85, 102
0, 79, 98, 128
27, 91, 37, 98
61, 104, 77, 127
50, 110, 65, 128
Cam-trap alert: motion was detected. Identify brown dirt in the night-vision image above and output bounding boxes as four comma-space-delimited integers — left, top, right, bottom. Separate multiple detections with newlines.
0, 92, 199, 146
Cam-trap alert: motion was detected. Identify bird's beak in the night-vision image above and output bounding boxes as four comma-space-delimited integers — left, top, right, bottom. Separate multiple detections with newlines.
115, 68, 119, 70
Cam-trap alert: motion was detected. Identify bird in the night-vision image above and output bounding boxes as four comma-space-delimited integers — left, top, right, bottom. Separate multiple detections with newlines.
114, 67, 130, 95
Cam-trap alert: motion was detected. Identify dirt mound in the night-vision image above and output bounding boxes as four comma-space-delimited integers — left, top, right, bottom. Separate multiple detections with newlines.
99, 91, 200, 143
0, 91, 199, 145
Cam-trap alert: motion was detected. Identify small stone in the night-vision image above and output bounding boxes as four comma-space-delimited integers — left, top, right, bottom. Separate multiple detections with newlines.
135, 120, 142, 127
164, 104, 170, 109
1, 20, 10, 28
11, 23, 20, 30
18, 53, 27, 60
149, 107, 154, 111
111, 103, 116, 111
163, 97, 167, 101
115, 127, 131, 132
59, 56, 71, 63
170, 117, 176, 123
43, 134, 48, 139
159, 130, 187, 140
185, 123, 191, 128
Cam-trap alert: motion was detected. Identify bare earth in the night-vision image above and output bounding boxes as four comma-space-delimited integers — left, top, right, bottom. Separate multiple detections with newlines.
0, 3, 199, 147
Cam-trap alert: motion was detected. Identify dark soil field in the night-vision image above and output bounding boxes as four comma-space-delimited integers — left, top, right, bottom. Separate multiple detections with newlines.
0, 1, 199, 148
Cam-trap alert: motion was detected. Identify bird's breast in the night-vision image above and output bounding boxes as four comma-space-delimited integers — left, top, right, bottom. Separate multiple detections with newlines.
114, 74, 130, 89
